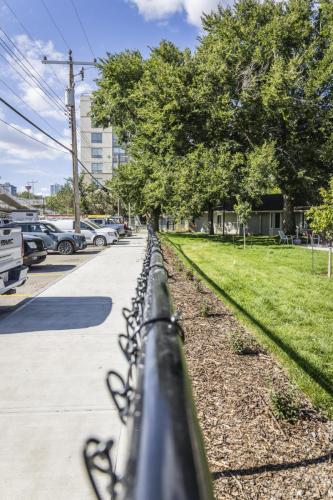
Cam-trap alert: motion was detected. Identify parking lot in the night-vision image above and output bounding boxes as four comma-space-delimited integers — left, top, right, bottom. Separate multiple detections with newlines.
0, 247, 106, 318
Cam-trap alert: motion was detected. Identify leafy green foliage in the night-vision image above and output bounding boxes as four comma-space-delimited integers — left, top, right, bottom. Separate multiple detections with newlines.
92, 0, 333, 232
269, 388, 300, 422
306, 178, 333, 242
45, 181, 74, 214
228, 332, 252, 355
45, 175, 116, 215
200, 301, 211, 317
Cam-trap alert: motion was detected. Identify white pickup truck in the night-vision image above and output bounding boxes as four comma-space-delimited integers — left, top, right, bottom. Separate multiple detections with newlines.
0, 225, 28, 294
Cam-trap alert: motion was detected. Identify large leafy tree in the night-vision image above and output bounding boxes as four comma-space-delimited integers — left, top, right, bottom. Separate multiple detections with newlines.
92, 42, 197, 230
91, 0, 333, 233
45, 175, 115, 215
198, 0, 333, 232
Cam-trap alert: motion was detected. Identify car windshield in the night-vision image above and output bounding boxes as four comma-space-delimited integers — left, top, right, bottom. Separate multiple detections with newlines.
107, 218, 121, 225
86, 220, 100, 229
44, 223, 63, 233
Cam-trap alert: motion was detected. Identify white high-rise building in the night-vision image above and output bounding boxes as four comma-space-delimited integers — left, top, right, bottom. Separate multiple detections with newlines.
50, 183, 62, 196
80, 94, 128, 185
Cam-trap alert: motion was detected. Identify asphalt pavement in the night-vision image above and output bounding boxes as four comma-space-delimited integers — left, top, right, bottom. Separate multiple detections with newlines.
0, 246, 106, 318
0, 234, 146, 500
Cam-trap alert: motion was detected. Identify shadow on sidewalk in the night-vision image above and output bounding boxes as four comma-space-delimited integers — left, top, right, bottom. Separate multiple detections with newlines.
29, 264, 76, 273
0, 296, 112, 334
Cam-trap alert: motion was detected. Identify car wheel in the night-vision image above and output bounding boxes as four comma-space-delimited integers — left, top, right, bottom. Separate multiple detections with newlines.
58, 240, 74, 255
94, 235, 107, 247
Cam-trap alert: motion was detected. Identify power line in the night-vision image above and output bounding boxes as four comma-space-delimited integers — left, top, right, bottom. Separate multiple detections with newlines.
0, 95, 110, 191
2, 0, 65, 92
0, 116, 69, 154
40, 0, 70, 51
0, 26, 67, 112
0, 95, 71, 152
0, 38, 67, 115
0, 50, 68, 120
70, 0, 96, 59
0, 76, 66, 139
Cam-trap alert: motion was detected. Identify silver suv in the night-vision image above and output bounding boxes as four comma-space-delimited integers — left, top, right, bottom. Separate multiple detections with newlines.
14, 221, 87, 255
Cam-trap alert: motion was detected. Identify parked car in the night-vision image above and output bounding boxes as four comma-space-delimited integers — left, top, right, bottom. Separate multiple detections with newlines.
50, 219, 118, 247
23, 234, 47, 266
88, 216, 126, 237
0, 225, 28, 294
11, 221, 86, 255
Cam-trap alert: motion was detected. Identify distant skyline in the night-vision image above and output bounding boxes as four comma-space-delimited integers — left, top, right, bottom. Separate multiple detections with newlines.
0, 0, 229, 195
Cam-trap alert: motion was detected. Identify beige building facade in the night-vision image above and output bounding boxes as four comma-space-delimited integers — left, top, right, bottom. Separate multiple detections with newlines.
79, 94, 128, 184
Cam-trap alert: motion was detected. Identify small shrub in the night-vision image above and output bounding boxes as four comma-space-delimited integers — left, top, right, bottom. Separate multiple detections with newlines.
174, 258, 183, 272
194, 279, 204, 293
269, 388, 300, 422
200, 302, 210, 317
229, 332, 250, 355
185, 268, 194, 280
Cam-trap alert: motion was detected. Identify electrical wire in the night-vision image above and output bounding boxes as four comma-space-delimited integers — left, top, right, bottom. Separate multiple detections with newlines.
0, 27, 67, 113
2, 0, 65, 93
0, 95, 71, 152
40, 0, 70, 51
0, 50, 68, 122
0, 39, 67, 115
0, 95, 110, 191
0, 77, 67, 139
0, 116, 70, 154
70, 0, 96, 59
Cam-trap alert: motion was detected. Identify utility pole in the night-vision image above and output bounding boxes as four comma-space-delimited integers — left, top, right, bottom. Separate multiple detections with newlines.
42, 50, 96, 233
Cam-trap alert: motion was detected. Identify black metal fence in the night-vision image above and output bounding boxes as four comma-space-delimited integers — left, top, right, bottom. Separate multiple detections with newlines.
83, 227, 214, 500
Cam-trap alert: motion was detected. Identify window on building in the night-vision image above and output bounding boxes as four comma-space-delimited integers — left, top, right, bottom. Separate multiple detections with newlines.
91, 148, 102, 158
91, 132, 102, 143
112, 154, 129, 168
112, 134, 119, 146
91, 163, 103, 173
271, 213, 281, 229
113, 146, 125, 155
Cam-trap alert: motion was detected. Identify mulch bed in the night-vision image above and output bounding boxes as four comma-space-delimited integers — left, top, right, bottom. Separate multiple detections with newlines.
163, 243, 333, 499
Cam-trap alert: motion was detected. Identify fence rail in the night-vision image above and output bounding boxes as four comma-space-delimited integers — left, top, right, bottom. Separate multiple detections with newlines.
83, 227, 213, 500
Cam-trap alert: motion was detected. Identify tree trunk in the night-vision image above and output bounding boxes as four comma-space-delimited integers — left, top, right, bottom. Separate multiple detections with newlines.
328, 244, 332, 279
208, 205, 214, 235
282, 194, 295, 234
151, 207, 160, 232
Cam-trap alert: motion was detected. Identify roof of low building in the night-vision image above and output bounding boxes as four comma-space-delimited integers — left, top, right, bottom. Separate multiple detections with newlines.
216, 193, 312, 212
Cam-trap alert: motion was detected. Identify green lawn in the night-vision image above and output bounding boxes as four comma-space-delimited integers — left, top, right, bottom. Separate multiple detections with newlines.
163, 233, 333, 417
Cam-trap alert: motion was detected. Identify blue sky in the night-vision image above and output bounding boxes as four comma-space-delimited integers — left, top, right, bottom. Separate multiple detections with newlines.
0, 0, 224, 195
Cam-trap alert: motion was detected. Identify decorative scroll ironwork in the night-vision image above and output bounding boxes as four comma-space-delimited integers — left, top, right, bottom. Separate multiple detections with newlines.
83, 228, 211, 500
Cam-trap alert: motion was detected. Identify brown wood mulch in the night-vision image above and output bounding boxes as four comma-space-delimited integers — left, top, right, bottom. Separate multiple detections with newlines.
162, 243, 333, 499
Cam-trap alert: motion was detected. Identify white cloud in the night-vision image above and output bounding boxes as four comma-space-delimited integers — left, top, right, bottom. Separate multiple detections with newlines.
0, 120, 68, 163
128, 0, 224, 26
0, 34, 68, 121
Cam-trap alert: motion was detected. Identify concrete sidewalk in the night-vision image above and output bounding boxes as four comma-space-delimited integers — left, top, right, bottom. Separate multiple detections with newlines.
0, 235, 146, 500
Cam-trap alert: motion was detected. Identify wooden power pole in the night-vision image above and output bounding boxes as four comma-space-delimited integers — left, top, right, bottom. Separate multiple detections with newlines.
42, 50, 96, 233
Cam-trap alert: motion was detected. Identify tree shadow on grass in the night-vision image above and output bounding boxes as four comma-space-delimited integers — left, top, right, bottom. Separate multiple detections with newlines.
167, 239, 333, 400
163, 232, 283, 247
